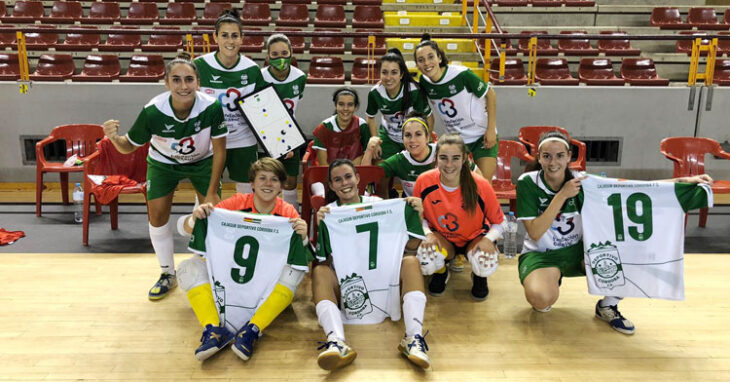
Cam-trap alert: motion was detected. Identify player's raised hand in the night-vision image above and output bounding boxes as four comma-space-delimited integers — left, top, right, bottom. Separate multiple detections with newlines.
289, 217, 308, 240
467, 249, 498, 278
316, 206, 331, 224
681, 174, 714, 185
474, 235, 498, 255
193, 203, 215, 219
102, 119, 120, 139
558, 176, 586, 199
419, 232, 441, 252
404, 196, 423, 216
366, 136, 383, 159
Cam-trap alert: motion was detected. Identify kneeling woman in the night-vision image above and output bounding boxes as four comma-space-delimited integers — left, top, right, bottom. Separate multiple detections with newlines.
179, 158, 310, 361
311, 159, 430, 370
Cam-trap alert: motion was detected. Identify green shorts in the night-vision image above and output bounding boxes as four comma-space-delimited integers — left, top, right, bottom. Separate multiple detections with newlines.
465, 136, 499, 160
379, 129, 406, 160
225, 145, 258, 183
280, 153, 300, 177
517, 241, 586, 284
146, 157, 218, 201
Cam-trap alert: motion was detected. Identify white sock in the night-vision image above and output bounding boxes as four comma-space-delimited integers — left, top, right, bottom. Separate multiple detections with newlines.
311, 182, 325, 197
236, 182, 253, 194
149, 222, 175, 275
315, 300, 345, 342
402, 291, 426, 337
283, 189, 299, 211
600, 296, 622, 307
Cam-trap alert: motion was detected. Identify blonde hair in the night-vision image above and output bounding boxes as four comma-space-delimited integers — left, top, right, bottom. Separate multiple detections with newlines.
248, 157, 287, 184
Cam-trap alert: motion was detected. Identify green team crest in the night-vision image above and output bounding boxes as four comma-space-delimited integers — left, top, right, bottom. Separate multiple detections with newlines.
587, 241, 625, 290
340, 273, 372, 320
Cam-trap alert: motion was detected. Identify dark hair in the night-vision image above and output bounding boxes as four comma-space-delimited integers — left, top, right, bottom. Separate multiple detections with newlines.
401, 111, 430, 142
266, 33, 292, 53
331, 87, 360, 114
165, 52, 199, 80
435, 133, 478, 214
381, 48, 422, 118
215, 9, 242, 34
414, 33, 448, 68
248, 157, 287, 186
525, 131, 574, 187
325, 159, 358, 204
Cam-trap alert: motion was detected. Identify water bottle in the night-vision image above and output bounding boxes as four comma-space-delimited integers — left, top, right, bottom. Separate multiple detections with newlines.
73, 182, 83, 224
503, 211, 518, 259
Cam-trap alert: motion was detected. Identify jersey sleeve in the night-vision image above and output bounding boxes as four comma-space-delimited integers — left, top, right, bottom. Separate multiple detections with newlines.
463, 69, 489, 99
516, 176, 540, 220
315, 221, 332, 262
286, 231, 312, 271
379, 155, 399, 178
365, 89, 379, 117
359, 120, 371, 150
297, 75, 306, 99
126, 107, 151, 146
404, 203, 426, 239
210, 101, 228, 139
478, 177, 505, 226
187, 218, 209, 256
312, 124, 327, 151
675, 182, 713, 212
411, 87, 432, 117
253, 66, 267, 92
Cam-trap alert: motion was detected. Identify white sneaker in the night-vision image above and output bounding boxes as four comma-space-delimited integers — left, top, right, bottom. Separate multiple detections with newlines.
398, 333, 430, 369
317, 338, 356, 370
595, 301, 635, 335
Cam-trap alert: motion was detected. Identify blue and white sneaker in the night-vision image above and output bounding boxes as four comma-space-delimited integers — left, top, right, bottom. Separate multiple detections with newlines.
317, 338, 357, 370
232, 322, 260, 361
595, 301, 635, 335
148, 273, 177, 301
195, 324, 234, 361
398, 333, 430, 369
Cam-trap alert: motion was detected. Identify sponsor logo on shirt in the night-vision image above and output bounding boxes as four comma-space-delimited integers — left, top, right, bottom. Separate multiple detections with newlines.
163, 124, 175, 132
211, 75, 222, 84
171, 137, 196, 156
448, 84, 457, 95
539, 197, 548, 206
205, 89, 215, 95
437, 212, 459, 232
292, 84, 299, 95
430, 199, 442, 205
194, 121, 201, 132
218, 88, 242, 112
437, 99, 457, 118
241, 74, 248, 85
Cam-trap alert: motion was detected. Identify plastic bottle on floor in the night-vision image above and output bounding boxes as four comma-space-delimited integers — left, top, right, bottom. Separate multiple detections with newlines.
503, 211, 518, 259
73, 183, 83, 224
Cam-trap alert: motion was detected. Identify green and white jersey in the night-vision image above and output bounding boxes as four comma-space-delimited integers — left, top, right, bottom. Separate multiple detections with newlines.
581, 174, 712, 300
317, 199, 425, 324
419, 65, 493, 144
196, 52, 265, 148
516, 170, 584, 253
188, 208, 309, 332
126, 91, 227, 165
261, 66, 306, 115
365, 82, 432, 144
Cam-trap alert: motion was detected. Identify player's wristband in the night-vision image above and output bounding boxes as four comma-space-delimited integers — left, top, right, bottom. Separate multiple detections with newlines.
484, 227, 502, 243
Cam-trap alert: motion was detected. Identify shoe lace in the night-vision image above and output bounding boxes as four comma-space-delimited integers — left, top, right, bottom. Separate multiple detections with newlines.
410, 330, 429, 352
199, 325, 213, 342
160, 273, 174, 287
600, 304, 624, 321
317, 340, 343, 352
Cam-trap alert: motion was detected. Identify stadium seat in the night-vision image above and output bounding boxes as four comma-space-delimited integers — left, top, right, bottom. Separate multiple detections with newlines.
557, 31, 599, 56
120, 54, 165, 82
620, 58, 669, 86
352, 29, 387, 55
650, 7, 691, 30
309, 29, 345, 54
687, 8, 728, 30
578, 58, 625, 86
122, 2, 159, 25
535, 58, 579, 85
31, 54, 75, 82
142, 27, 183, 52
58, 26, 100, 51
200, 3, 232, 25
240, 27, 265, 53
276, 4, 310, 27
518, 31, 559, 55
532, 0, 563, 7
565, 0, 594, 6
42, 1, 83, 24
0, 25, 16, 49
25, 25, 59, 50
99, 27, 142, 52
350, 57, 380, 84
495, 0, 528, 6
307, 56, 345, 84
352, 6, 384, 29
35, 124, 105, 217
241, 3, 271, 26
160, 3, 196, 25
493, 140, 532, 215
660, 137, 730, 228
717, 32, 730, 55
73, 54, 121, 82
489, 58, 528, 85
4, 1, 45, 23
0, 2, 5, 19
597, 31, 641, 56
82, 2, 121, 24
82, 138, 149, 246
478, 33, 518, 56
676, 31, 710, 56
186, 27, 212, 53
0, 53, 20, 80
715, 59, 730, 86
275, 28, 306, 53
314, 5, 346, 28
518, 126, 587, 171
724, 9, 730, 26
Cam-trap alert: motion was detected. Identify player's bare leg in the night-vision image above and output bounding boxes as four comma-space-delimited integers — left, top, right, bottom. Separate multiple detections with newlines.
522, 267, 561, 312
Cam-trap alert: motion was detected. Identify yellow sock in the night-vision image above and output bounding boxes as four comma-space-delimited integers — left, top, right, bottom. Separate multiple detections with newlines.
435, 265, 447, 274
435, 247, 449, 274
249, 283, 294, 332
186, 283, 220, 328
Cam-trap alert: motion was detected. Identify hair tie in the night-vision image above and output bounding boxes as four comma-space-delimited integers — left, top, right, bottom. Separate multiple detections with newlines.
537, 137, 570, 151
402, 117, 429, 132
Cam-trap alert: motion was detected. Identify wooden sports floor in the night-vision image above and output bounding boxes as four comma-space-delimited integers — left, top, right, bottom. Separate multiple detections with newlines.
1, 252, 729, 381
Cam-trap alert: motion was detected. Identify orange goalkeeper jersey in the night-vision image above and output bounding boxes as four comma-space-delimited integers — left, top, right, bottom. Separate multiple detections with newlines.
413, 169, 504, 247
216, 193, 299, 219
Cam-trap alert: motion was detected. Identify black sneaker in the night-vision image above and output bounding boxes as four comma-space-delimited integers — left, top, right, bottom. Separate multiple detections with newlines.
428, 268, 450, 296
470, 274, 489, 301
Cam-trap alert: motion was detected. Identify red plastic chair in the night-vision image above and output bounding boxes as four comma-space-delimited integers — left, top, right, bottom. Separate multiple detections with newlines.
713, 59, 730, 86
200, 3, 232, 25
620, 58, 669, 86
120, 54, 165, 83
36, 124, 105, 217
30, 54, 76, 81
307, 56, 345, 84
58, 26, 100, 51
535, 58, 579, 85
240, 3, 271, 26
351, 57, 380, 85
276, 4, 310, 27
309, 29, 345, 54
275, 28, 306, 53
0, 53, 20, 80
352, 29, 386, 55
160, 3, 196, 25
687, 8, 727, 30
597, 31, 641, 56
5, 1, 45, 23
650, 7, 691, 30
518, 126, 587, 171
43, 1, 83, 24
82, 138, 149, 246
578, 58, 625, 86
490, 58, 528, 85
518, 31, 559, 55
478, 32, 518, 56
24, 24, 59, 50
676, 31, 710, 56
314, 5, 346, 28
660, 137, 730, 227
352, 6, 384, 29
82, 2, 121, 24
557, 30, 599, 56
0, 25, 17, 49
493, 140, 532, 215
303, 165, 385, 239
73, 54, 121, 82
122, 2, 159, 25
142, 27, 183, 52
100, 26, 142, 52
